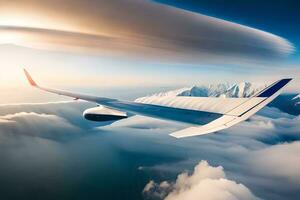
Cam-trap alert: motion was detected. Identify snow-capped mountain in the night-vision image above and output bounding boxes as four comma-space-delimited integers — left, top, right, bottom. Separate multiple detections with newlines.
136, 82, 300, 116
137, 82, 267, 100
177, 83, 230, 97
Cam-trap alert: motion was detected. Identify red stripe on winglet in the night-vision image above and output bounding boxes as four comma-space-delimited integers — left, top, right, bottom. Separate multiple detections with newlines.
23, 69, 37, 86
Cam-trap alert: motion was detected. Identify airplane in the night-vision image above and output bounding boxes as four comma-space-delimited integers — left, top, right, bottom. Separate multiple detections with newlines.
23, 69, 292, 138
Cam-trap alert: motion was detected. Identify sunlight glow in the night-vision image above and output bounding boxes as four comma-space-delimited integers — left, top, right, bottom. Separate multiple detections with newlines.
0, 30, 23, 44
0, 12, 81, 33
0, 15, 40, 28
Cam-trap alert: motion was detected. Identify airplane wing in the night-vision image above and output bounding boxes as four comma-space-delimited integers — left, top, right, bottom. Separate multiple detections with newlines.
23, 69, 292, 138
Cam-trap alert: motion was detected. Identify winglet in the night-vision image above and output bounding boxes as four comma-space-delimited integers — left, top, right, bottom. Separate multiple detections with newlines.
256, 78, 293, 97
23, 68, 38, 87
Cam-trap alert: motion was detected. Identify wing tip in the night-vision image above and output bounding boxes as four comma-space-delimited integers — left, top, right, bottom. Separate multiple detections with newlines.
23, 68, 38, 87
256, 78, 292, 97
169, 133, 183, 139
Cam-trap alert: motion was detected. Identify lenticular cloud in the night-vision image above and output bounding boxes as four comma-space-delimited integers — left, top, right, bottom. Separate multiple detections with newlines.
0, 0, 295, 64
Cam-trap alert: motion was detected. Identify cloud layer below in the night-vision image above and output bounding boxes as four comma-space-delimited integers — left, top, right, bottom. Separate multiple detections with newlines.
0, 101, 299, 200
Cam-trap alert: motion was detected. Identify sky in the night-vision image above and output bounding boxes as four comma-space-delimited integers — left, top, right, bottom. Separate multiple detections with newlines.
0, 0, 299, 104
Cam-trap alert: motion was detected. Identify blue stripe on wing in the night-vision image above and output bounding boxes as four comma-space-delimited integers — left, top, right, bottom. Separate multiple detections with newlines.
257, 78, 292, 97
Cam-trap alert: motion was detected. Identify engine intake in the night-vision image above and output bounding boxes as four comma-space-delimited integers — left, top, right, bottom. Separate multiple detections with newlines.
83, 106, 127, 122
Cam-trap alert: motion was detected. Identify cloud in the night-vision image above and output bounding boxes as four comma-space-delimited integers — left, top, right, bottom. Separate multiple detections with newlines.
0, 0, 294, 64
245, 141, 300, 184
257, 106, 294, 119
0, 101, 97, 128
133, 105, 300, 200
0, 112, 82, 141
0, 101, 188, 200
0, 101, 99, 142
235, 140, 300, 200
0, 100, 299, 199
228, 111, 300, 144
107, 115, 186, 131
143, 160, 261, 200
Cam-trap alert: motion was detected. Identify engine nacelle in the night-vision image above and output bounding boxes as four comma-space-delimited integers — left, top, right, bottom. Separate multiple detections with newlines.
83, 105, 127, 122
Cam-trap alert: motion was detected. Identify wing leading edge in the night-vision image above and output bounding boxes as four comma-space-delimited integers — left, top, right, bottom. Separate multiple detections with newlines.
23, 69, 223, 125
23, 69, 292, 138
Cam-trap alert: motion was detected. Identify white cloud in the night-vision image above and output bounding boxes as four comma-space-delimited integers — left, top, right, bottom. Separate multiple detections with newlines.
0, 99, 299, 200
143, 160, 261, 200
108, 115, 186, 132
0, 111, 82, 141
245, 141, 300, 184
136, 106, 300, 200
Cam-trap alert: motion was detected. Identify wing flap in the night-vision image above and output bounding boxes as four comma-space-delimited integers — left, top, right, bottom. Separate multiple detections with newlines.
170, 115, 236, 138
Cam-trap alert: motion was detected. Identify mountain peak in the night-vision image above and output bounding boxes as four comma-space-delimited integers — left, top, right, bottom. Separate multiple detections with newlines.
139, 82, 266, 99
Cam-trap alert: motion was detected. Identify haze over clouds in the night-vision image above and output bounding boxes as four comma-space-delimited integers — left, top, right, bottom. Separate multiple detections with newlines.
0, 0, 294, 64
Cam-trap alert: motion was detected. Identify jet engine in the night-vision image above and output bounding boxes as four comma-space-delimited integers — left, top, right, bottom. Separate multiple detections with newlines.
83, 105, 127, 122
